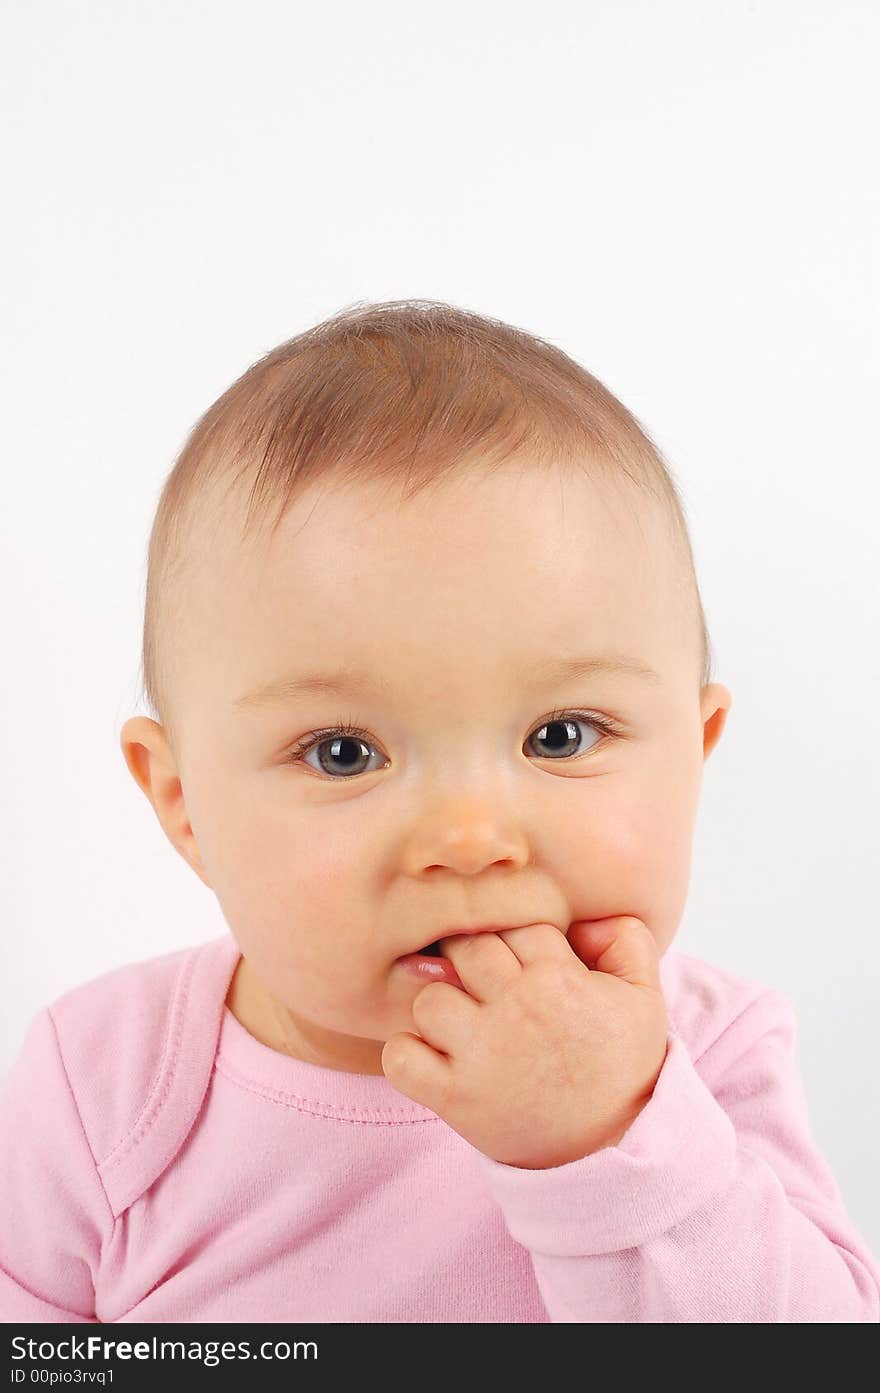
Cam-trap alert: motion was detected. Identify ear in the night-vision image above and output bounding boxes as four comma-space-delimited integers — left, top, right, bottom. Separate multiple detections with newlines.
700, 683, 732, 761
119, 717, 213, 889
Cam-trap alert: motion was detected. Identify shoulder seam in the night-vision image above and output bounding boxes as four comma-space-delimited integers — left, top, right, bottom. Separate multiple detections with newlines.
46, 1005, 116, 1235
92, 935, 238, 1218
95, 942, 199, 1171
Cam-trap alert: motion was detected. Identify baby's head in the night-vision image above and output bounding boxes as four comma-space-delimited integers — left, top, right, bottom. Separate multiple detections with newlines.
121, 300, 731, 1075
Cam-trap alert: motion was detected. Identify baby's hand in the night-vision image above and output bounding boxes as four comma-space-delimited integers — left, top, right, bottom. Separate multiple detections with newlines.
381, 918, 669, 1168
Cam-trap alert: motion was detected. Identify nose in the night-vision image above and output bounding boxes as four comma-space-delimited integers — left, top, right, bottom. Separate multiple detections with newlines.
401, 799, 532, 878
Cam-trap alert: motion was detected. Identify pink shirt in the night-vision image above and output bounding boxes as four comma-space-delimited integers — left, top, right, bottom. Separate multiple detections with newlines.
1, 933, 878, 1323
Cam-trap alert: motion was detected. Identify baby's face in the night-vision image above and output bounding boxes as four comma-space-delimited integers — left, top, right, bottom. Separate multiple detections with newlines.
123, 458, 731, 1074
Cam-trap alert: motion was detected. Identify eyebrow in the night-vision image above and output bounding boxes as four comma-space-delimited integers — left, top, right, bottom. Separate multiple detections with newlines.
233, 653, 661, 710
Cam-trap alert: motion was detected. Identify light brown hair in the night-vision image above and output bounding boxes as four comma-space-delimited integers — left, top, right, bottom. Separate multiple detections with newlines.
139, 299, 712, 755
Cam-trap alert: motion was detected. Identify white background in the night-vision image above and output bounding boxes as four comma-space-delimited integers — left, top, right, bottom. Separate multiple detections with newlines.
2, 1, 878, 1257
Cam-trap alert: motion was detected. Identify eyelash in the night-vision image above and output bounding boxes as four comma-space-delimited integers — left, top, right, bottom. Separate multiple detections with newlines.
283, 708, 624, 779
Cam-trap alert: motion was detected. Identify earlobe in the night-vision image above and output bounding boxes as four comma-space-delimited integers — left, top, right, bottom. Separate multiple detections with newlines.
700, 684, 732, 761
118, 717, 214, 890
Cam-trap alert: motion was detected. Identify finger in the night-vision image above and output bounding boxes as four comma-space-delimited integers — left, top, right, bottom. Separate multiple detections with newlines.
495, 922, 574, 966
566, 916, 661, 989
437, 930, 521, 1001
410, 979, 480, 1054
381, 1030, 454, 1113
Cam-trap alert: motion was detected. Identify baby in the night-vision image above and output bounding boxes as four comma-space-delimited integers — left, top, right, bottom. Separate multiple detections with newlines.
3, 300, 878, 1324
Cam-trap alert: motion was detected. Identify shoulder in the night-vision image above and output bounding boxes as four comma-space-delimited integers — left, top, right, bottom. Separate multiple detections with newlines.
659, 944, 797, 1067
45, 933, 239, 1215
47, 940, 203, 1158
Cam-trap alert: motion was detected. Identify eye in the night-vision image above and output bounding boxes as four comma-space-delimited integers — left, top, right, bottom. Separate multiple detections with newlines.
284, 709, 622, 781
525, 709, 620, 761
288, 721, 386, 780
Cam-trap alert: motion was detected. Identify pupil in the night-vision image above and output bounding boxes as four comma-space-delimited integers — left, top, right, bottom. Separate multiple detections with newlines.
539, 719, 577, 754
328, 736, 364, 771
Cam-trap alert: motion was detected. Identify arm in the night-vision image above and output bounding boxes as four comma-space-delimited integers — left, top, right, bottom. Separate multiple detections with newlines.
0, 1007, 109, 1322
478, 991, 880, 1322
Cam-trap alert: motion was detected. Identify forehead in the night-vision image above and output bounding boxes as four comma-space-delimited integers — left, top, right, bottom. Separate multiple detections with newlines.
179, 460, 681, 705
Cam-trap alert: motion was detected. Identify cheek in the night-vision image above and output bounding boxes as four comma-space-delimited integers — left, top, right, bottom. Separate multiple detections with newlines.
619, 797, 695, 887
572, 799, 653, 878
564, 773, 699, 939
196, 794, 369, 968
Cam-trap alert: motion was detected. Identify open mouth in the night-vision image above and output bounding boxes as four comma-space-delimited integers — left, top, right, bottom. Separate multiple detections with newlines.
397, 938, 463, 988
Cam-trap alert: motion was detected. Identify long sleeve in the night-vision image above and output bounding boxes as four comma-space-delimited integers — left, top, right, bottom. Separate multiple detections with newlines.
478, 990, 880, 1322
0, 1007, 109, 1321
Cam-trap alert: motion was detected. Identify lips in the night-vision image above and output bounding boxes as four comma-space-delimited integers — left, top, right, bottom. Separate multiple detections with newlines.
400, 923, 543, 987
396, 946, 465, 988
412, 925, 521, 956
